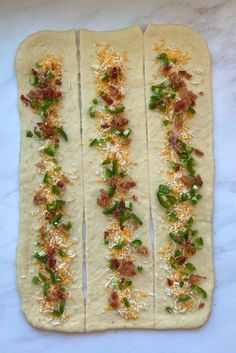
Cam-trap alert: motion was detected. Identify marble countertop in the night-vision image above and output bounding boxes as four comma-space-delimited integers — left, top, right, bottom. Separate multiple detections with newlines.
0, 0, 235, 352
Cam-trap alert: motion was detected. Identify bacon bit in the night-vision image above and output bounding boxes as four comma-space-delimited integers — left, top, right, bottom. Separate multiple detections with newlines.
37, 122, 55, 139
35, 162, 46, 171
199, 91, 204, 96
119, 180, 136, 192
60, 174, 70, 185
111, 114, 128, 129
180, 175, 196, 187
45, 211, 55, 220
101, 94, 113, 105
174, 99, 186, 114
194, 148, 204, 157
119, 138, 131, 146
168, 129, 179, 151
55, 79, 62, 85
107, 66, 121, 79
184, 242, 196, 256
100, 123, 110, 129
110, 258, 120, 270
33, 191, 46, 205
29, 87, 61, 100
179, 87, 197, 107
56, 180, 64, 189
108, 176, 119, 188
178, 70, 192, 80
108, 290, 120, 309
48, 248, 56, 269
175, 256, 186, 265
170, 72, 184, 88
137, 245, 149, 256
46, 289, 65, 303
20, 94, 30, 106
167, 278, 173, 286
174, 118, 183, 130
117, 259, 136, 276
196, 174, 203, 187
97, 188, 111, 208
32, 68, 38, 76
189, 274, 206, 285
162, 65, 172, 74
109, 84, 122, 98
198, 302, 205, 310
39, 225, 47, 237
104, 230, 110, 240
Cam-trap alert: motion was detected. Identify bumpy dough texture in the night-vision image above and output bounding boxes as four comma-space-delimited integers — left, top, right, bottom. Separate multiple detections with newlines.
15, 30, 85, 332
144, 23, 215, 329
80, 26, 155, 332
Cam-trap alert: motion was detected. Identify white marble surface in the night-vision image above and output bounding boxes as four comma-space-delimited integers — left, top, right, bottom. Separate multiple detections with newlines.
0, 0, 236, 352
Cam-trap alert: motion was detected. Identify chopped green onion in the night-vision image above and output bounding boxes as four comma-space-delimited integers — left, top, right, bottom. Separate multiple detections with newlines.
88, 106, 96, 117
179, 281, 184, 288
107, 104, 125, 114
35, 62, 41, 69
32, 276, 40, 285
166, 306, 173, 313
123, 297, 130, 308
194, 237, 204, 248
123, 128, 131, 137
169, 232, 181, 244
185, 262, 196, 273
46, 268, 55, 284
102, 72, 109, 81
43, 171, 52, 184
178, 294, 190, 302
29, 76, 39, 85
55, 127, 68, 141
40, 99, 53, 117
112, 128, 121, 136
59, 249, 66, 257
174, 249, 181, 257
188, 107, 196, 114
163, 119, 169, 127
51, 212, 62, 227
170, 93, 176, 99
179, 192, 190, 202
157, 192, 176, 208
119, 214, 131, 226
93, 98, 98, 104
52, 300, 65, 317
42, 283, 50, 295
112, 160, 119, 176
26, 130, 33, 138
167, 211, 178, 222
108, 186, 116, 198
112, 237, 126, 250
51, 185, 60, 194
44, 144, 58, 157
131, 213, 143, 225
33, 250, 48, 264
102, 158, 111, 165
105, 167, 113, 178
158, 52, 170, 66
38, 272, 47, 282
46, 199, 65, 212
137, 265, 143, 272
103, 202, 119, 215
124, 200, 132, 210
159, 105, 166, 113
47, 71, 55, 78
158, 184, 170, 194
34, 130, 42, 139
149, 101, 157, 110
120, 171, 127, 177
131, 239, 142, 248
192, 285, 207, 299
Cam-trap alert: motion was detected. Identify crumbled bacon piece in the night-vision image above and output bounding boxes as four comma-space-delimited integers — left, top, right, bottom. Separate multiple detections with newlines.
111, 114, 128, 129
189, 274, 206, 285
45, 211, 55, 220
162, 65, 172, 74
46, 290, 65, 302
119, 180, 136, 191
119, 138, 131, 146
107, 66, 121, 79
174, 99, 186, 114
35, 162, 46, 171
194, 148, 204, 157
29, 87, 61, 100
48, 248, 56, 269
32, 68, 38, 76
184, 241, 196, 256
104, 230, 110, 240
97, 189, 111, 208
167, 278, 173, 286
37, 122, 55, 139
198, 302, 205, 309
108, 176, 119, 188
56, 180, 64, 189
60, 174, 70, 185
175, 256, 186, 265
110, 258, 120, 270
170, 72, 184, 88
109, 84, 122, 98
180, 175, 196, 187
117, 259, 136, 276
174, 118, 183, 130
55, 79, 62, 85
20, 94, 30, 106
178, 70, 192, 80
102, 94, 113, 105
196, 174, 203, 187
100, 123, 110, 129
179, 87, 197, 107
108, 290, 120, 309
137, 245, 149, 256
33, 191, 46, 205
